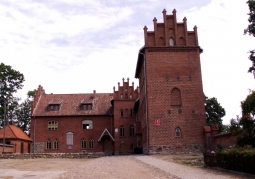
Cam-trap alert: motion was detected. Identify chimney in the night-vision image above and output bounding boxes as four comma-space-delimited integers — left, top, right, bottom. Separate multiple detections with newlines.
93, 90, 96, 99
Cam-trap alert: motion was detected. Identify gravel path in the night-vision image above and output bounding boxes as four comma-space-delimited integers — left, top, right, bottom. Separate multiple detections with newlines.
134, 155, 253, 179
0, 155, 254, 179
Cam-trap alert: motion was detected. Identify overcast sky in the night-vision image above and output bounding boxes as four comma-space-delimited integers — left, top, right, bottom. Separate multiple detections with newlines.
0, 0, 254, 124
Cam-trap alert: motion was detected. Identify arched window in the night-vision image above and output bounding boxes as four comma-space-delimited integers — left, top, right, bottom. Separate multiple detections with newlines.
53, 139, 59, 149
89, 139, 94, 149
81, 138, 86, 149
130, 125, 135, 136
120, 94, 123, 99
120, 109, 124, 117
120, 125, 125, 137
46, 139, 51, 149
175, 128, 181, 137
130, 93, 133, 99
171, 88, 181, 106
82, 120, 93, 129
169, 37, 174, 46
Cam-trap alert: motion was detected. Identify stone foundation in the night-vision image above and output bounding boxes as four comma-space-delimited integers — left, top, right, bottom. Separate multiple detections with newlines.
148, 144, 204, 154
0, 152, 104, 159
30, 142, 44, 153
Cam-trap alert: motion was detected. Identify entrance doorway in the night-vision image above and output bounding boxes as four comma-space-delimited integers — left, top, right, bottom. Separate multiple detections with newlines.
102, 135, 112, 155
119, 143, 127, 155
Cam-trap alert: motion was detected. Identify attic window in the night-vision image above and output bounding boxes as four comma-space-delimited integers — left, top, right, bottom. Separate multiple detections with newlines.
81, 104, 92, 110
48, 104, 60, 111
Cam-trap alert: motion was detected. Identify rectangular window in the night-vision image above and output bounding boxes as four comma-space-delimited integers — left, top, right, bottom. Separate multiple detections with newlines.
48, 121, 58, 130
81, 104, 92, 110
48, 105, 60, 111
130, 109, 134, 117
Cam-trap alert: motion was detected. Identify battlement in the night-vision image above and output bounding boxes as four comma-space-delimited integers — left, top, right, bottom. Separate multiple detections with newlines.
113, 78, 139, 100
144, 9, 198, 47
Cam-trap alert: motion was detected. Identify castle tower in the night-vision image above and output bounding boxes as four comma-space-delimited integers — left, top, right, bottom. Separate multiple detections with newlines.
112, 78, 139, 154
134, 9, 205, 154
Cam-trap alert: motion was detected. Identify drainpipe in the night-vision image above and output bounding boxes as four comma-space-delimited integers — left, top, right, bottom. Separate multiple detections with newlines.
139, 51, 149, 155
33, 116, 36, 153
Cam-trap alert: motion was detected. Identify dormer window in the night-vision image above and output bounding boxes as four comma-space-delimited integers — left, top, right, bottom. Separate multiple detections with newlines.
48, 104, 60, 111
48, 100, 62, 111
81, 103, 92, 110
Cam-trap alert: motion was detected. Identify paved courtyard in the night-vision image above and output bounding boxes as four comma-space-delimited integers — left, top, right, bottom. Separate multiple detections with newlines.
0, 155, 253, 179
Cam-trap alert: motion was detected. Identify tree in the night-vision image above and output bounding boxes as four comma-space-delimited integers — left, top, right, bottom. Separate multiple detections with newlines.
14, 99, 31, 134
244, 1, 255, 74
0, 63, 25, 127
13, 89, 39, 134
229, 91, 255, 147
204, 94, 226, 132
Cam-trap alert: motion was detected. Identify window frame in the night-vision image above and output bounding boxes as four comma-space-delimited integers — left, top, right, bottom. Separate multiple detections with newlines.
120, 109, 124, 117
46, 139, 51, 149
82, 120, 93, 129
48, 121, 58, 130
89, 139, 94, 149
48, 104, 60, 111
169, 37, 174, 46
175, 127, 181, 137
81, 103, 93, 110
120, 125, 125, 137
53, 139, 59, 149
81, 138, 86, 149
130, 125, 135, 136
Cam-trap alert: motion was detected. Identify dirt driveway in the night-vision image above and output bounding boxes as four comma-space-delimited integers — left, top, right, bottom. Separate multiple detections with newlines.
0, 156, 170, 179
0, 155, 253, 179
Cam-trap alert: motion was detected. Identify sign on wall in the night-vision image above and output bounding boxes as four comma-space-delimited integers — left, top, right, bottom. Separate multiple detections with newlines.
155, 119, 160, 126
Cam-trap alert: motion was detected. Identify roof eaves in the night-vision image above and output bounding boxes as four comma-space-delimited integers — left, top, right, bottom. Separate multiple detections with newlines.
135, 46, 145, 78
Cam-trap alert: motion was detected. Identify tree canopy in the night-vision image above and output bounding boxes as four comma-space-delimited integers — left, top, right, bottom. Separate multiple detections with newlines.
0, 63, 25, 127
244, 1, 255, 74
204, 94, 226, 132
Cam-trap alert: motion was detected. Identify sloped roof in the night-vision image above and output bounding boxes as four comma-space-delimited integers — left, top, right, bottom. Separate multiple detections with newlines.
0, 125, 31, 141
98, 128, 115, 142
32, 93, 113, 116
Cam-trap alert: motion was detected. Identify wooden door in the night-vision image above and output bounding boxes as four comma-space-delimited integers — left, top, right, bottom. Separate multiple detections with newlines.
119, 144, 127, 155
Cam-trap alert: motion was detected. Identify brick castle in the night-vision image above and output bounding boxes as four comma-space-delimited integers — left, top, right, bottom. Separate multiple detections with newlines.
30, 9, 205, 154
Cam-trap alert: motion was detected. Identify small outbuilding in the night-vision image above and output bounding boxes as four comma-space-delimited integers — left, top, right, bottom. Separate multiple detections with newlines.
0, 123, 31, 154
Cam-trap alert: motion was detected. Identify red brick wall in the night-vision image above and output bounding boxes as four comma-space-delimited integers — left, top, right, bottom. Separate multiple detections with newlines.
31, 115, 112, 153
0, 144, 14, 153
113, 79, 139, 154
137, 9, 205, 154
213, 133, 236, 150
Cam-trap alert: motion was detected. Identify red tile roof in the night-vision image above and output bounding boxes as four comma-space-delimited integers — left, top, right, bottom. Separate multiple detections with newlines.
32, 93, 113, 116
0, 125, 31, 141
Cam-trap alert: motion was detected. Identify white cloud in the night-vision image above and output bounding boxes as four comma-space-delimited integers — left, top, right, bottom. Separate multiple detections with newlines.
0, 0, 253, 125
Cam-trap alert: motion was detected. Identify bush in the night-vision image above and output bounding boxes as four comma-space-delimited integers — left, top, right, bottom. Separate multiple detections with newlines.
217, 147, 255, 174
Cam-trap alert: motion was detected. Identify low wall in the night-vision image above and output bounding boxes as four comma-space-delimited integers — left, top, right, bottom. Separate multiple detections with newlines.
0, 152, 104, 159
0, 144, 14, 154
